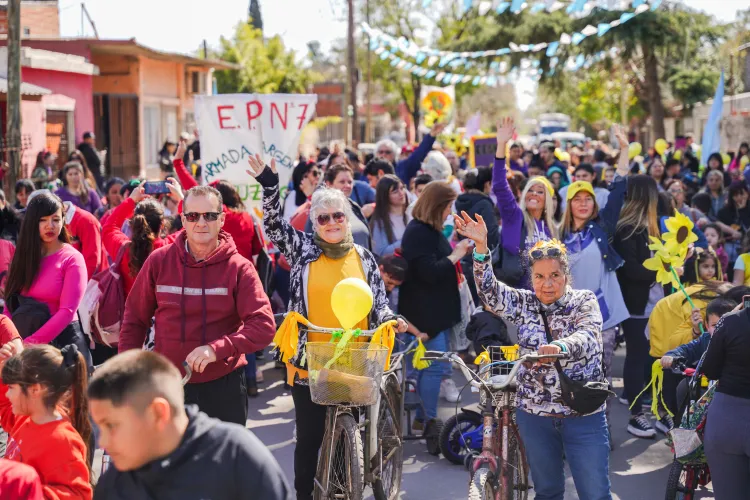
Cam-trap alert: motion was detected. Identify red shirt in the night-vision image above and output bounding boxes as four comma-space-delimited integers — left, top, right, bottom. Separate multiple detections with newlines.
0, 459, 43, 500
64, 202, 107, 279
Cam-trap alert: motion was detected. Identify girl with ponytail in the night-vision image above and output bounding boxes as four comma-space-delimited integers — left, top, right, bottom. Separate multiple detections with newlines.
0, 317, 92, 499
102, 179, 183, 297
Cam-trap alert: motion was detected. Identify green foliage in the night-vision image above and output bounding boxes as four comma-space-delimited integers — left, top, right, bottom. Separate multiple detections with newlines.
667, 66, 720, 108
214, 20, 319, 94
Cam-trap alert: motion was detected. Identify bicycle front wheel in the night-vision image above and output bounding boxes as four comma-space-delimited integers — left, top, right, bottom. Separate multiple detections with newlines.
372, 388, 403, 500
314, 412, 364, 500
499, 421, 529, 500
469, 466, 497, 500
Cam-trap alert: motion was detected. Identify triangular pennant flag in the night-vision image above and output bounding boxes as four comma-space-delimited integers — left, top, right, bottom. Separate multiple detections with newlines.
632, 0, 645, 7
581, 25, 598, 36
560, 33, 572, 44
462, 75, 473, 84
478, 1, 493, 15
472, 76, 481, 85
566, 0, 587, 13
572, 32, 586, 45
546, 41, 560, 57
428, 56, 439, 67
416, 52, 426, 64
650, 0, 662, 10
510, 0, 524, 13
462, 0, 473, 13
620, 11, 635, 23
425, 70, 436, 79
496, 2, 511, 14
533, 42, 548, 52
597, 23, 612, 37
379, 51, 389, 60
422, 0, 432, 6
531, 2, 546, 13
486, 76, 497, 87
436, 72, 446, 81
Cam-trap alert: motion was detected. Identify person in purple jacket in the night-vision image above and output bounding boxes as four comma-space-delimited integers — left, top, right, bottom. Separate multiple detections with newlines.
54, 161, 102, 214
493, 117, 558, 288
375, 122, 446, 186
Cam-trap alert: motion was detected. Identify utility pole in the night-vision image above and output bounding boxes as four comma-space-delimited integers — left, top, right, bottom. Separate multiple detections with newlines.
365, 0, 372, 143
347, 0, 359, 145
7, 0, 21, 202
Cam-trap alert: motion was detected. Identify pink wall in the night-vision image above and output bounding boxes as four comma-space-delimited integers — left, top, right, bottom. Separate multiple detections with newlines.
20, 100, 46, 178
22, 67, 94, 144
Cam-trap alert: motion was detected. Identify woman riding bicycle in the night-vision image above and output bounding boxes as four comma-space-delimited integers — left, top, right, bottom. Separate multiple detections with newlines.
454, 212, 611, 500
246, 155, 407, 500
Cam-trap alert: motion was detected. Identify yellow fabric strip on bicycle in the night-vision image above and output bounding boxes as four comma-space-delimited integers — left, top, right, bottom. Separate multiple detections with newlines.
287, 249, 369, 385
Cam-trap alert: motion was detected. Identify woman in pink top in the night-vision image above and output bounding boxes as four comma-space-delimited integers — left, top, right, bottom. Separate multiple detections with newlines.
3, 192, 90, 369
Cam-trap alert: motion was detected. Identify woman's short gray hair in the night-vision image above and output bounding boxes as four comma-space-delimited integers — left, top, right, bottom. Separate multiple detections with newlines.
310, 187, 354, 230
422, 151, 452, 181
375, 139, 399, 158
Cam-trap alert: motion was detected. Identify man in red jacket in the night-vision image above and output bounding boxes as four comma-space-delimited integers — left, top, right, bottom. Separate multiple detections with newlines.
118, 185, 275, 425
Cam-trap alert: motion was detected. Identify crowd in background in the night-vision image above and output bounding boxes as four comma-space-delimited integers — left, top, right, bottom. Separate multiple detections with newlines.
0, 120, 749, 499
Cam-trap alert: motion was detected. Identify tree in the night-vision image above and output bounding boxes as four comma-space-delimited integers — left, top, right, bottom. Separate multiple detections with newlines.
248, 0, 263, 33
213, 20, 319, 94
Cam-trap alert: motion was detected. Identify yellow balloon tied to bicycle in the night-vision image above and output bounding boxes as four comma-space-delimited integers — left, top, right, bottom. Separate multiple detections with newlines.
331, 278, 373, 330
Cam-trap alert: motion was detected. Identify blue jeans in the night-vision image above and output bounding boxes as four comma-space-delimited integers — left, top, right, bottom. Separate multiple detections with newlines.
244, 351, 257, 381
415, 330, 451, 421
516, 409, 612, 500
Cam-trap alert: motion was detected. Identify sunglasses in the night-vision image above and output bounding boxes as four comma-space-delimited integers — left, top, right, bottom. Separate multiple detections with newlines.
316, 212, 346, 226
309, 170, 321, 178
183, 212, 221, 223
529, 247, 562, 260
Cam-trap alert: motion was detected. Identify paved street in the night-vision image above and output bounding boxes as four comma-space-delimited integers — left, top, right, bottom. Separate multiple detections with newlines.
248, 344, 714, 500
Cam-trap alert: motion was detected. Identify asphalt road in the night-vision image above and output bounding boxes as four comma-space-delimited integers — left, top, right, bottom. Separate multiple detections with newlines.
248, 345, 715, 500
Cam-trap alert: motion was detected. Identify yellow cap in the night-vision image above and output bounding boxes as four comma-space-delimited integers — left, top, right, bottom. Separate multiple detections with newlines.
529, 176, 554, 197
566, 180, 595, 201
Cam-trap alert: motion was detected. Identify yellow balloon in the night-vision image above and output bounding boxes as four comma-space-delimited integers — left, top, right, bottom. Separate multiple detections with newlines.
655, 138, 668, 156
741, 155, 749, 168
560, 152, 571, 163
331, 278, 373, 330
673, 149, 682, 161
628, 142, 642, 160
554, 148, 563, 160
721, 153, 731, 166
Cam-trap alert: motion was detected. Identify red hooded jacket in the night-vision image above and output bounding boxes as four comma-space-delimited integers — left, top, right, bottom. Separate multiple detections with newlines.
64, 202, 107, 279
102, 197, 181, 297
118, 231, 274, 383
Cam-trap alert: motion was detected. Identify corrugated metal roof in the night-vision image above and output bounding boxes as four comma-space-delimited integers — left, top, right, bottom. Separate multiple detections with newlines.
0, 77, 51, 96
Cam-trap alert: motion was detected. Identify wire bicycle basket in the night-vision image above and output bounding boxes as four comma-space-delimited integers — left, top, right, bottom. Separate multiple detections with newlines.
478, 345, 520, 406
306, 341, 389, 406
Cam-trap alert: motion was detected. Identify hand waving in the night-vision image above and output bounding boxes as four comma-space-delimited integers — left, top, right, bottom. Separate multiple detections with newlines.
496, 117, 516, 146
246, 154, 276, 178
612, 124, 628, 149
454, 211, 488, 253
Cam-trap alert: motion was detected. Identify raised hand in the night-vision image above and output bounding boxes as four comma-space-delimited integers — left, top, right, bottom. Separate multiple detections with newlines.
454, 211, 488, 253
165, 177, 184, 201
612, 124, 628, 149
246, 153, 276, 178
175, 140, 187, 161
496, 117, 516, 146
430, 122, 447, 137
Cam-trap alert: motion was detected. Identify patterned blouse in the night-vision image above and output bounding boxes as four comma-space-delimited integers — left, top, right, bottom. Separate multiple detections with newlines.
473, 256, 605, 417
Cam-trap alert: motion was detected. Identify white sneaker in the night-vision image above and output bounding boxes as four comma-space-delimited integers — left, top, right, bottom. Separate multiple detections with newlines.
440, 379, 462, 403
256, 368, 264, 383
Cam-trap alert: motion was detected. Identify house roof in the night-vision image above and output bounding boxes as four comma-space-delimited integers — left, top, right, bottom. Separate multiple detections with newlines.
0, 36, 238, 70
0, 77, 51, 96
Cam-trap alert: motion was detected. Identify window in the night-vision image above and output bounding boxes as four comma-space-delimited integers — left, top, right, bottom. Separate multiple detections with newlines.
187, 71, 206, 94
23, 27, 30, 36
143, 105, 161, 167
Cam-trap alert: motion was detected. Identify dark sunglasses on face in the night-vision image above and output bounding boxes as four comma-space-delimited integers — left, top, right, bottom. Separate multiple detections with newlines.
183, 212, 221, 223
309, 170, 321, 178
316, 212, 346, 226
530, 247, 562, 260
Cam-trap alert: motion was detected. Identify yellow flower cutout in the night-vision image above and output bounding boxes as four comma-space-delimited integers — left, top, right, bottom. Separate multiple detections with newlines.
662, 211, 698, 253
643, 236, 685, 288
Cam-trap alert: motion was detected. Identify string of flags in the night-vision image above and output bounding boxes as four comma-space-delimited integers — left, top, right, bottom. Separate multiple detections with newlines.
376, 45, 620, 86
422, 0, 662, 15
362, 2, 649, 67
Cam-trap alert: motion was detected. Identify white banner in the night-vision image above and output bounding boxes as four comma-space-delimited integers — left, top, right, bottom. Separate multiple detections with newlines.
195, 94, 318, 210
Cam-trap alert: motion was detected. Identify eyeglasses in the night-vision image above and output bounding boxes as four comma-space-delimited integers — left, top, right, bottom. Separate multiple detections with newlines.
316, 212, 346, 226
183, 212, 221, 223
529, 247, 562, 260
377, 149, 394, 156
310, 170, 321, 178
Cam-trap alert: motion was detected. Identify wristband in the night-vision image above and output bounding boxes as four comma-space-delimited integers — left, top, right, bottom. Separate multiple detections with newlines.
473, 248, 490, 262
550, 341, 568, 353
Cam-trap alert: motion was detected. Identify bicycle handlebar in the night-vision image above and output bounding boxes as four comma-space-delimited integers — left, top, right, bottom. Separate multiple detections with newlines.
280, 313, 398, 338
420, 350, 569, 391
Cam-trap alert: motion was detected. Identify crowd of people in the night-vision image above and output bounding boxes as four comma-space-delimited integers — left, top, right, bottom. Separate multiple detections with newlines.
0, 119, 748, 500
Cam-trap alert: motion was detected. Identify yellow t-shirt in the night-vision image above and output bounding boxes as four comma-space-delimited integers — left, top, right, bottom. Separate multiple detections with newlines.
738, 254, 750, 286
286, 248, 369, 384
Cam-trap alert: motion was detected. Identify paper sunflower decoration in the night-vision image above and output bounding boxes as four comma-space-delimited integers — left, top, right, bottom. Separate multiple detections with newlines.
441, 133, 467, 156
421, 90, 454, 127
662, 212, 698, 253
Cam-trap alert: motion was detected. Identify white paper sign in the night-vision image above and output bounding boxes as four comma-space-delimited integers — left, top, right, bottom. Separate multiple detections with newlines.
194, 94, 318, 210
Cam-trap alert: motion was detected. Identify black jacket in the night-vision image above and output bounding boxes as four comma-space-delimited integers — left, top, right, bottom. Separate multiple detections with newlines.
455, 191, 499, 251
702, 308, 750, 399
77, 142, 105, 190
399, 219, 460, 337
94, 405, 292, 500
613, 225, 657, 316
465, 309, 512, 354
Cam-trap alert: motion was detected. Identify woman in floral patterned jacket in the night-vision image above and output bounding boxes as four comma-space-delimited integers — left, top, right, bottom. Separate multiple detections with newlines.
247, 155, 407, 500
454, 211, 611, 500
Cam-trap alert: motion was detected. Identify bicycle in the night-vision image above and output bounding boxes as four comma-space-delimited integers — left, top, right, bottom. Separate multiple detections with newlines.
422, 347, 568, 500
664, 357, 711, 500
299, 319, 402, 500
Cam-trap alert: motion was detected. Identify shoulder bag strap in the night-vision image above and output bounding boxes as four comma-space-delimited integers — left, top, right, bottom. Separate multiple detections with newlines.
114, 242, 130, 267
539, 309, 565, 375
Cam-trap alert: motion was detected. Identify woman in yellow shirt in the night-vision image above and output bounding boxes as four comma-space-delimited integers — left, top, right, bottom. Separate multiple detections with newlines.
247, 156, 407, 500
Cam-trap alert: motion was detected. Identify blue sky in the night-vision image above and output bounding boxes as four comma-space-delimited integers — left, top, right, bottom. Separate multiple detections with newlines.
58, 0, 745, 109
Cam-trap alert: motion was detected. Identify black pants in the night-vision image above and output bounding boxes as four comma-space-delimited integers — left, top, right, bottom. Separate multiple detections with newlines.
622, 318, 652, 416
292, 384, 328, 500
184, 368, 247, 425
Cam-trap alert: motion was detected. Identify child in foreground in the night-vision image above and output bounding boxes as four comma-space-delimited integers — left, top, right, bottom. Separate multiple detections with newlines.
0, 314, 92, 500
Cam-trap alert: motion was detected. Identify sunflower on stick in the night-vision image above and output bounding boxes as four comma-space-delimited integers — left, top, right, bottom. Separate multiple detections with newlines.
642, 211, 703, 334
